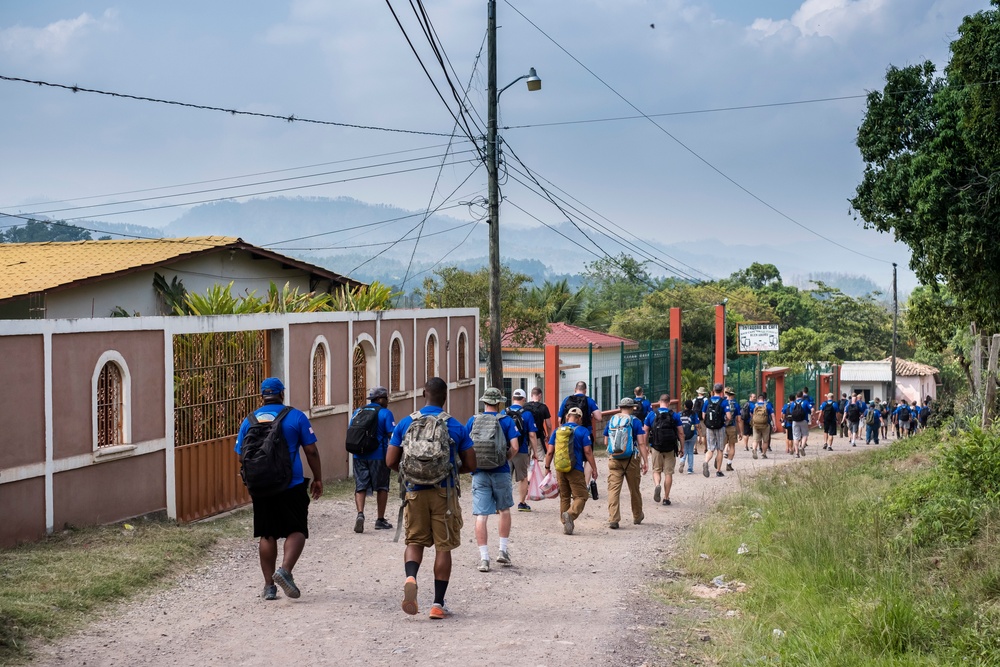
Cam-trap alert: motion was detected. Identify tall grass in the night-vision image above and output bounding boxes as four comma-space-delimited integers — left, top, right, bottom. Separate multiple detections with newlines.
669, 428, 1000, 666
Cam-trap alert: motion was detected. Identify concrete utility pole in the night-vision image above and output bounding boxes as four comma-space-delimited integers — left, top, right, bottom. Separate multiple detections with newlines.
485, 0, 540, 389
891, 262, 897, 403
486, 0, 502, 389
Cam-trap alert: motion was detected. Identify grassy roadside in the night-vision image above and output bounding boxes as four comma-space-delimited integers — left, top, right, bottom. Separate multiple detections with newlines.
0, 478, 357, 665
658, 429, 1000, 666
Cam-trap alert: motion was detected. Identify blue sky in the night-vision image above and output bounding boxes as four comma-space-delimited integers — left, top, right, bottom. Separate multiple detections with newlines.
0, 1, 992, 289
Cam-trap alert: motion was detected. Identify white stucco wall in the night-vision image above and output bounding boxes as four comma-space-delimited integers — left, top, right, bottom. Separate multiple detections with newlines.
41, 250, 315, 319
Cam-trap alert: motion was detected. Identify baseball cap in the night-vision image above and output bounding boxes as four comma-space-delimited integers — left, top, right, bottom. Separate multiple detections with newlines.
618, 397, 636, 408
480, 387, 506, 405
512, 388, 526, 399
260, 377, 285, 395
368, 386, 388, 400
567, 406, 584, 417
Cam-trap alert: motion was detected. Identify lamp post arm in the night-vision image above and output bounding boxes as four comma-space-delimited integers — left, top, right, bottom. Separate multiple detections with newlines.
497, 74, 529, 102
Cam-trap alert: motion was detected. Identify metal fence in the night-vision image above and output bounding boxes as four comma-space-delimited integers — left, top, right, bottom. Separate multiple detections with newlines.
727, 354, 759, 400
588, 341, 672, 411
785, 362, 834, 401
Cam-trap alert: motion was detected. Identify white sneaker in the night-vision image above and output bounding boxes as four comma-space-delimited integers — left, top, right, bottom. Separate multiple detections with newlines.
477, 558, 490, 572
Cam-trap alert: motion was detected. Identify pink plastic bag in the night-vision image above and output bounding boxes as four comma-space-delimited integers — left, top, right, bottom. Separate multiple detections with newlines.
527, 459, 545, 501
538, 469, 560, 500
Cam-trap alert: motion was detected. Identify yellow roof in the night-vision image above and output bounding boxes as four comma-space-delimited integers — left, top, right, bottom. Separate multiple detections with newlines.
0, 236, 310, 302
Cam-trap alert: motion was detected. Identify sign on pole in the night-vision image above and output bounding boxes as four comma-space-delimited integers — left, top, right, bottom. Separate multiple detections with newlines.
738, 323, 780, 353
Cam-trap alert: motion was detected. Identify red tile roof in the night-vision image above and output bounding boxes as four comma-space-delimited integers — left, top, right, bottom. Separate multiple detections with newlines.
881, 358, 940, 377
504, 322, 637, 349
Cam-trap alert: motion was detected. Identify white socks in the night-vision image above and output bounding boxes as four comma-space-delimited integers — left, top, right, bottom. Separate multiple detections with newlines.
479, 545, 489, 560
499, 537, 509, 552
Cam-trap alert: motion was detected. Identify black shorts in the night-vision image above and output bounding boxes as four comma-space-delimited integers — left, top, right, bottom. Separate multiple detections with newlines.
742, 421, 753, 436
823, 420, 838, 436
785, 425, 793, 439
252, 481, 310, 539
354, 458, 390, 494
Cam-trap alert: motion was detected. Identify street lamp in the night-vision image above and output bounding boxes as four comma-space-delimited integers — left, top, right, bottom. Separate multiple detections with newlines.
485, 0, 541, 389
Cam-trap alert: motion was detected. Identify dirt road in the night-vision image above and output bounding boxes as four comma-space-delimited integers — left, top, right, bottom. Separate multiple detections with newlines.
32, 434, 877, 667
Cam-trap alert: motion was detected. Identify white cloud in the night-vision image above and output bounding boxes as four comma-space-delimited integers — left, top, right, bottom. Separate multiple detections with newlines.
0, 9, 118, 58
747, 0, 892, 40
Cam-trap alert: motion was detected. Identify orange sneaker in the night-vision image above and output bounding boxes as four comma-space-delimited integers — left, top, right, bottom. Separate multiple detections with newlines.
401, 576, 418, 616
429, 602, 452, 619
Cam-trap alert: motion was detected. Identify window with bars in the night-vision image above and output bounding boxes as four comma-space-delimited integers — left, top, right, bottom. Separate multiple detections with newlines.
312, 342, 328, 407
458, 331, 468, 380
426, 334, 437, 381
352, 345, 367, 410
390, 337, 402, 392
96, 361, 124, 447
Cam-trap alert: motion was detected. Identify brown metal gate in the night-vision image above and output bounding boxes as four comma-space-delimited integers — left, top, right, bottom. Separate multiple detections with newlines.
173, 330, 270, 523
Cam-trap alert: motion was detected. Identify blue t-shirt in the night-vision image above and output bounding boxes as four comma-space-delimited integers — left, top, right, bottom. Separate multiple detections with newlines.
548, 423, 593, 473
643, 407, 684, 432
633, 397, 652, 418
506, 405, 537, 455
465, 411, 521, 474
701, 395, 734, 427
868, 407, 882, 426
802, 395, 814, 413
235, 403, 317, 489
390, 405, 474, 490
557, 394, 601, 420
349, 403, 396, 461
818, 400, 840, 422
751, 400, 775, 420
783, 402, 795, 426
603, 414, 645, 444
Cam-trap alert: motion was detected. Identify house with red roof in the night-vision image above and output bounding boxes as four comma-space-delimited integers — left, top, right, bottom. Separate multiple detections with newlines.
487, 322, 639, 411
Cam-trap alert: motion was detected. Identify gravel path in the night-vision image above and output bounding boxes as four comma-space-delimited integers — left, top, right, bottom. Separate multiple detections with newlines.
32, 432, 879, 667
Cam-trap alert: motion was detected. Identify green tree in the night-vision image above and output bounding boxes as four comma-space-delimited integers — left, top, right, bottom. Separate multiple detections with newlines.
583, 254, 657, 330
727, 262, 782, 290
1, 220, 91, 243
422, 265, 548, 359
852, 3, 1000, 332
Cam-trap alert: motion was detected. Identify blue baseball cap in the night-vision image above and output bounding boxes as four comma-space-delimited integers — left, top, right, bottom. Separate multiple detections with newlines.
260, 377, 285, 395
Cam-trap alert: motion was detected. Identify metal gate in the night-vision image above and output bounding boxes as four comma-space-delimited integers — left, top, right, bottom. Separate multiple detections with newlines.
173, 330, 270, 522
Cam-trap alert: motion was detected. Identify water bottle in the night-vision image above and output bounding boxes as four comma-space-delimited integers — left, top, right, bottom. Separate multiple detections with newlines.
589, 479, 599, 500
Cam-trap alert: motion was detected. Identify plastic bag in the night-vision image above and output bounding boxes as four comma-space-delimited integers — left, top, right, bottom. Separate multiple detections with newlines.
538, 469, 559, 499
527, 459, 545, 501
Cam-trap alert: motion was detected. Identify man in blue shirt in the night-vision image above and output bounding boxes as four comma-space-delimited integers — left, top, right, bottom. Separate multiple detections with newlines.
865, 398, 883, 444
558, 381, 603, 431
748, 392, 775, 459
545, 407, 599, 535
702, 383, 732, 477
508, 388, 539, 512
387, 377, 476, 620
819, 392, 840, 451
466, 387, 520, 572
349, 386, 396, 534
723, 388, 741, 472
644, 394, 684, 505
235, 377, 323, 601
604, 398, 649, 529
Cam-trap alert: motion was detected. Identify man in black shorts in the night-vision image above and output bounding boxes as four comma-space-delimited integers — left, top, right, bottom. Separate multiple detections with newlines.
818, 392, 840, 451
235, 377, 323, 600
349, 386, 396, 533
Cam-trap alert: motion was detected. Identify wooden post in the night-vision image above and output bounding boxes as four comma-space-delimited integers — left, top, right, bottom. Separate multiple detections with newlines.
670, 307, 682, 398
982, 334, 1000, 427
544, 344, 561, 434
714, 304, 726, 386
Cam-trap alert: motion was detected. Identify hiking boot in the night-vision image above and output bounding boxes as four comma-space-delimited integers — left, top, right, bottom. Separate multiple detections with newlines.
354, 512, 365, 534
401, 576, 418, 615
716, 471, 725, 478
429, 602, 452, 620
662, 498, 671, 506
752, 448, 758, 460
634, 513, 645, 525
261, 584, 277, 601
653, 486, 661, 503
703, 462, 710, 478
761, 453, 768, 459
272, 567, 300, 599
562, 511, 575, 535
679, 463, 685, 473
726, 463, 734, 472
477, 559, 490, 572
822, 444, 829, 450
609, 521, 619, 529
497, 550, 511, 565
374, 518, 392, 530
517, 502, 532, 512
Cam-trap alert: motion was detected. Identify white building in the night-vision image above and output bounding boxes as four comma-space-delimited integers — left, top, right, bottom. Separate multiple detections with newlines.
840, 358, 940, 403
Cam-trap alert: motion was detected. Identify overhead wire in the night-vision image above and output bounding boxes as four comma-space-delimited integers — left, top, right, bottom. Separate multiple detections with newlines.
502, 0, 894, 266
0, 73, 455, 137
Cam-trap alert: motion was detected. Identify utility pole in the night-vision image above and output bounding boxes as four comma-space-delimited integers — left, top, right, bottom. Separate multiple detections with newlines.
891, 262, 897, 403
486, 0, 503, 389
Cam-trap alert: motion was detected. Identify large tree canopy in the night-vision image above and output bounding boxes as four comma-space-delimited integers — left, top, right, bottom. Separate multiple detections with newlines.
851, 2, 1000, 332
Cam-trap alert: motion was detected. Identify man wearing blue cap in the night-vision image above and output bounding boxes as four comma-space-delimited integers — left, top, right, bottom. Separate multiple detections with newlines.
235, 377, 323, 601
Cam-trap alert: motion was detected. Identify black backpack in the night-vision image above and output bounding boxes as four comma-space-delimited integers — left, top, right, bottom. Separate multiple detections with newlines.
524, 401, 549, 440
791, 400, 807, 422
633, 398, 648, 422
693, 397, 705, 414
505, 407, 526, 441
741, 402, 752, 423
680, 411, 696, 441
239, 406, 293, 498
346, 405, 381, 456
563, 394, 592, 428
822, 402, 837, 421
704, 398, 726, 429
898, 405, 910, 422
847, 403, 861, 422
650, 410, 679, 453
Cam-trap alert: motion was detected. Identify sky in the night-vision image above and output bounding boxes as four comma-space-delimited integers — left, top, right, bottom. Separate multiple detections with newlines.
0, 0, 993, 290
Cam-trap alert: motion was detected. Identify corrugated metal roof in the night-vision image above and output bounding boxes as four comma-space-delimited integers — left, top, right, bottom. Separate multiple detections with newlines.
840, 361, 891, 382
0, 236, 361, 302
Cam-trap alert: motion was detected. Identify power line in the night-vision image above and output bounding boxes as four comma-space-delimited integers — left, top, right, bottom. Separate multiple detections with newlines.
0, 141, 471, 211
0, 73, 456, 137
279, 220, 479, 251
503, 0, 894, 266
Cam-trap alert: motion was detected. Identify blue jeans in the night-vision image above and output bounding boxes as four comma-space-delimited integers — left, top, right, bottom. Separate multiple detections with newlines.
683, 439, 695, 471
866, 424, 880, 444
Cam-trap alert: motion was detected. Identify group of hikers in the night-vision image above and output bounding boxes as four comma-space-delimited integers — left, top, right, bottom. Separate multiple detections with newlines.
232, 375, 932, 619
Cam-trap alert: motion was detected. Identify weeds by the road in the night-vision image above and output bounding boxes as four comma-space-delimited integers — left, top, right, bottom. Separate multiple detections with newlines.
0, 478, 356, 665
662, 429, 1000, 666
